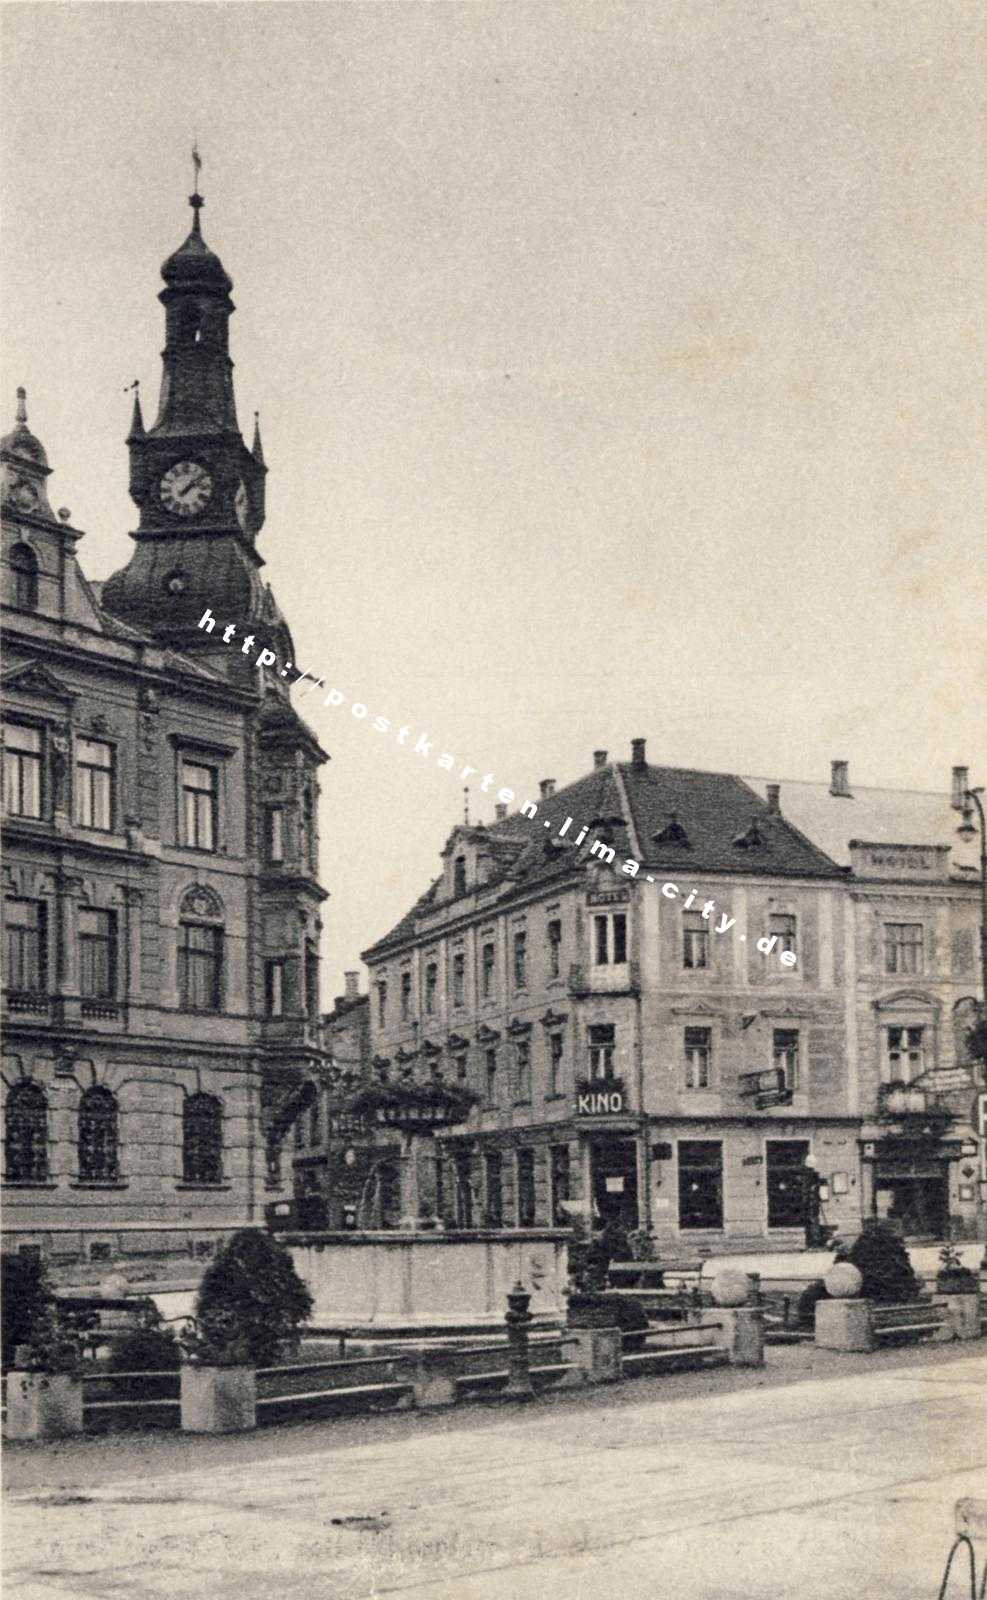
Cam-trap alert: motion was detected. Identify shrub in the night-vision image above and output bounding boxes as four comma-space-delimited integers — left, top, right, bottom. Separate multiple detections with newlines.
184, 1229, 314, 1367
935, 1244, 979, 1294
796, 1279, 830, 1329
566, 1290, 650, 1350
839, 1221, 921, 1304
2, 1252, 56, 1371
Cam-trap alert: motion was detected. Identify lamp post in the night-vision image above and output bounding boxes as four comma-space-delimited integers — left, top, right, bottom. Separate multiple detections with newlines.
957, 787, 987, 1016
801, 1153, 824, 1250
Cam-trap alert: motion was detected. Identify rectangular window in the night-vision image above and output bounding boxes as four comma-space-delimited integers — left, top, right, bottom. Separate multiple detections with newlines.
424, 960, 437, 1015
513, 928, 527, 989
376, 979, 387, 1026
4, 898, 46, 991
593, 912, 628, 966
78, 908, 116, 999
682, 912, 709, 970
485, 1047, 498, 1106
514, 1039, 531, 1102
683, 1025, 712, 1090
885, 923, 923, 975
485, 1150, 503, 1227
588, 1022, 616, 1081
772, 1029, 800, 1089
179, 924, 222, 1011
517, 1148, 536, 1227
548, 1032, 564, 1096
547, 918, 562, 979
481, 941, 495, 998
3, 724, 42, 819
305, 940, 319, 1023
265, 807, 284, 863
74, 738, 113, 831
265, 959, 285, 1017
181, 761, 218, 851
400, 970, 411, 1020
309, 1099, 320, 1147
452, 950, 465, 1007
768, 912, 797, 956
766, 1140, 810, 1229
887, 1024, 925, 1081
550, 1144, 571, 1225
677, 1140, 723, 1230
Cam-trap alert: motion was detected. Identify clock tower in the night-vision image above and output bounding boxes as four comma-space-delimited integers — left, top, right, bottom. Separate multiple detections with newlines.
102, 188, 288, 673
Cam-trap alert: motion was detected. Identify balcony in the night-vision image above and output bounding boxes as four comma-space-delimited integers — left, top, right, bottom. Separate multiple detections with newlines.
738, 1067, 793, 1110
875, 1081, 954, 1129
568, 961, 640, 998
3, 990, 50, 1017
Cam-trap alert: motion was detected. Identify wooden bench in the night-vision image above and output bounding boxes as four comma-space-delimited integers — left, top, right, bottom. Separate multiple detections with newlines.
871, 1301, 949, 1342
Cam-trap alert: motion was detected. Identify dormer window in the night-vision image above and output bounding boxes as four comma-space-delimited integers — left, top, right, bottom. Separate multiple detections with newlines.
453, 856, 467, 896
9, 543, 38, 611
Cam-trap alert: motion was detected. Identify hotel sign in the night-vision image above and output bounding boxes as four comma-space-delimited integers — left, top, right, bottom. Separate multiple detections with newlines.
849, 841, 949, 881
576, 1086, 626, 1116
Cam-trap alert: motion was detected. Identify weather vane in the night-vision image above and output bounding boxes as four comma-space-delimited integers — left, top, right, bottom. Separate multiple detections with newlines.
463, 786, 470, 825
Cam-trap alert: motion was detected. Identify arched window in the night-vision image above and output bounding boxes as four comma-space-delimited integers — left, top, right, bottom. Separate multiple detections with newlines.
453, 856, 467, 896
78, 1085, 119, 1182
182, 1092, 222, 1184
9, 543, 38, 611
4, 1080, 48, 1182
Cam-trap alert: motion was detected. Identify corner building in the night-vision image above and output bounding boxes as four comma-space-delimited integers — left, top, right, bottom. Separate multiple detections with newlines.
1, 193, 328, 1280
363, 740, 863, 1253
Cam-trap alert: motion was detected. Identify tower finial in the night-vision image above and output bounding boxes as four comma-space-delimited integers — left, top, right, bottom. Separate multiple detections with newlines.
16, 386, 27, 424
463, 786, 470, 825
189, 142, 204, 233
251, 410, 265, 465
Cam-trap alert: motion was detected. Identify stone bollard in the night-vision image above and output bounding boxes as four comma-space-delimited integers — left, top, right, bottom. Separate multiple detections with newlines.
934, 1292, 982, 1342
5, 1372, 84, 1441
562, 1325, 623, 1384
709, 1272, 765, 1366
814, 1263, 874, 1353
180, 1364, 256, 1433
408, 1350, 459, 1408
503, 1280, 535, 1401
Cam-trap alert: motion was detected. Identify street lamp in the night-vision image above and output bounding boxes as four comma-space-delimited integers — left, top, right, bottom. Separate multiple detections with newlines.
956, 786, 987, 1012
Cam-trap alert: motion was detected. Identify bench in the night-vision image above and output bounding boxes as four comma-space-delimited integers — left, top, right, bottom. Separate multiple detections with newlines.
871, 1301, 950, 1342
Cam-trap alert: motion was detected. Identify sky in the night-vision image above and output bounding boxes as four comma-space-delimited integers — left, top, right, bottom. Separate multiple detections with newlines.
3, 1, 984, 1001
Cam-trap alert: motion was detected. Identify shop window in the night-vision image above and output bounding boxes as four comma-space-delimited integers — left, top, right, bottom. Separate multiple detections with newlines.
587, 1023, 616, 1081
4, 1080, 48, 1182
885, 923, 923, 976
78, 1086, 120, 1182
3, 723, 43, 818
551, 1143, 571, 1224
683, 1026, 712, 1089
182, 1093, 222, 1184
516, 1148, 536, 1227
766, 1140, 810, 1230
682, 911, 709, 969
4, 898, 46, 992
79, 908, 116, 999
593, 912, 627, 965
677, 1140, 723, 1230
485, 1149, 503, 1227
886, 1025, 925, 1081
772, 1029, 800, 1090
74, 739, 113, 831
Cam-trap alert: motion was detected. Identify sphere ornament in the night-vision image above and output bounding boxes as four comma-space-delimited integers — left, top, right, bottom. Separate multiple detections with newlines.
825, 1262, 863, 1300
711, 1270, 749, 1307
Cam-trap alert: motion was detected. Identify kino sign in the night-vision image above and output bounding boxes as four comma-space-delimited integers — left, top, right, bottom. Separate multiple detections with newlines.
577, 1086, 625, 1116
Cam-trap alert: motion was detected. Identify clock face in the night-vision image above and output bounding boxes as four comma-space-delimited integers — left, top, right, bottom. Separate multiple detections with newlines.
159, 460, 213, 518
234, 479, 250, 531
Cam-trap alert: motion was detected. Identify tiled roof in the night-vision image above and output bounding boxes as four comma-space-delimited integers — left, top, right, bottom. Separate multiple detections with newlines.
364, 757, 846, 958
742, 776, 980, 880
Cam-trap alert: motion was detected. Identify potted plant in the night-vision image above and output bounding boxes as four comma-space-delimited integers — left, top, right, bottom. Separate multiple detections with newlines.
6, 1305, 85, 1440
935, 1244, 978, 1296
178, 1229, 313, 1433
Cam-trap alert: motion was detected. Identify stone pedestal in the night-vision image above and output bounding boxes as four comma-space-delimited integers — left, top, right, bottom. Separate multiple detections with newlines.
5, 1372, 84, 1440
707, 1306, 765, 1366
180, 1365, 256, 1433
408, 1351, 458, 1408
815, 1297, 874, 1353
563, 1325, 622, 1383
934, 1292, 981, 1342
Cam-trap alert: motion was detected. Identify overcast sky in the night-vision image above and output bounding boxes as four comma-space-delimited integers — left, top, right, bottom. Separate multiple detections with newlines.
3, 1, 984, 1000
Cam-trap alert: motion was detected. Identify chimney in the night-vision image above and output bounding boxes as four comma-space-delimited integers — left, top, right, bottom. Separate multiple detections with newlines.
951, 766, 969, 811
631, 737, 646, 768
539, 779, 556, 799
494, 802, 507, 820
829, 760, 851, 798
343, 971, 359, 1001
766, 783, 781, 815
593, 750, 608, 770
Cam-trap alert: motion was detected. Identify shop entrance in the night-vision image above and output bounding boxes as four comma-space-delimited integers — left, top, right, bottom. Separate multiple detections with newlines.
589, 1136, 639, 1230
874, 1166, 949, 1240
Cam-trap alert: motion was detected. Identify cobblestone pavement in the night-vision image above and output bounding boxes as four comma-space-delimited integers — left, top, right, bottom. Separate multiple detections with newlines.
4, 1342, 986, 1600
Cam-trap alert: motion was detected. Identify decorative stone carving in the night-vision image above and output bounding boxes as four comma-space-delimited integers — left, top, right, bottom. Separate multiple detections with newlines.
179, 885, 223, 921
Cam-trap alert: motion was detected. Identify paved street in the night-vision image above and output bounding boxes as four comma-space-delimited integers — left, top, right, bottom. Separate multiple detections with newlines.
4, 1341, 986, 1600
